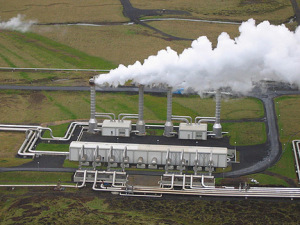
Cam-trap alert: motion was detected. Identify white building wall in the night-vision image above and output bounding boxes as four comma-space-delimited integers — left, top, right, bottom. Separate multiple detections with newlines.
69, 142, 228, 168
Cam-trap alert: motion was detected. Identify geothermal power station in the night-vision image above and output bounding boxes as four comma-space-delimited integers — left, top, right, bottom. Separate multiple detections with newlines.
69, 78, 233, 175
2, 76, 300, 198
66, 77, 237, 195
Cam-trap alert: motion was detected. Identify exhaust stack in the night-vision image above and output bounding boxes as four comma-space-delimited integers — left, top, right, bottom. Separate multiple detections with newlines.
213, 90, 222, 138
164, 87, 174, 137
136, 85, 146, 135
88, 77, 98, 133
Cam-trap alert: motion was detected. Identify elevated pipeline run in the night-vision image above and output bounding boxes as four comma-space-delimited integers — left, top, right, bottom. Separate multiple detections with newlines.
74, 170, 300, 199
0, 122, 88, 157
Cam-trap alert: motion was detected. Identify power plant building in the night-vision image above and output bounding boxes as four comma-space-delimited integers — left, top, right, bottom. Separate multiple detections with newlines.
69, 141, 228, 169
178, 123, 208, 140
101, 120, 132, 137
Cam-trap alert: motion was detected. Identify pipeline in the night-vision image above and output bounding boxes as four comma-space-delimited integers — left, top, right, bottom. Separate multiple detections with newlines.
195, 116, 216, 124
0, 170, 87, 189
95, 113, 113, 121
171, 115, 193, 124
0, 121, 88, 157
118, 113, 138, 121
292, 140, 300, 183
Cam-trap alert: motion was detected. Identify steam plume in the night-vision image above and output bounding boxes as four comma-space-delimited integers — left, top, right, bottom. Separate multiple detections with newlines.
95, 19, 300, 94
0, 15, 36, 32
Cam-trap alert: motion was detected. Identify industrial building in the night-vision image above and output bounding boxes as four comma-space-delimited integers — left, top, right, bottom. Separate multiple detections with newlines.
67, 77, 234, 174
69, 141, 228, 173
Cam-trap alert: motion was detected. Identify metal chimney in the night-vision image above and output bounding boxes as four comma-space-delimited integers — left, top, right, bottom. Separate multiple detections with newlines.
88, 77, 98, 133
213, 90, 222, 138
164, 87, 173, 137
136, 85, 146, 135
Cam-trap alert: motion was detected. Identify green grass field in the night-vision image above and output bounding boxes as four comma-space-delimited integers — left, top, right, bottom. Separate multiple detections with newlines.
0, 91, 264, 124
0, 30, 115, 85
132, 0, 293, 24
0, 0, 126, 23
0, 158, 32, 167
267, 95, 300, 181
0, 171, 73, 184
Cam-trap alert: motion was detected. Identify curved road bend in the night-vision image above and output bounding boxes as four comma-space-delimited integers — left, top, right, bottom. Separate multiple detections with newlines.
224, 89, 300, 177
120, 0, 193, 41
224, 94, 280, 177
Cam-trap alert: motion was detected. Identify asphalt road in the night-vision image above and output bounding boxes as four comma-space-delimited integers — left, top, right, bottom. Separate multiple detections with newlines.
224, 89, 300, 177
120, 0, 192, 41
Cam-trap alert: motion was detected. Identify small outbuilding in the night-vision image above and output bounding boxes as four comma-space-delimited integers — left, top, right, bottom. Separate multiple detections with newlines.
178, 123, 208, 140
101, 120, 132, 137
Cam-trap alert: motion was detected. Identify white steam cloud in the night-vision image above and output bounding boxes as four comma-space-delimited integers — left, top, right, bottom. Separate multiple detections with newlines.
0, 15, 36, 32
95, 19, 300, 94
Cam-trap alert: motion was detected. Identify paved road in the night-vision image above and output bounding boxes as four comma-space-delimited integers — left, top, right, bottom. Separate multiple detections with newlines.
290, 0, 300, 25
224, 89, 300, 177
120, 0, 192, 41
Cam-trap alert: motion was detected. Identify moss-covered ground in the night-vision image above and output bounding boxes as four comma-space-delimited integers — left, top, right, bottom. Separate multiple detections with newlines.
0, 188, 299, 225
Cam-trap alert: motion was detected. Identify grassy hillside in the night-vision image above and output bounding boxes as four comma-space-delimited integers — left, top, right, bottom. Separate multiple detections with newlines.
132, 0, 294, 24
0, 0, 126, 23
0, 91, 264, 124
268, 95, 300, 180
0, 30, 115, 85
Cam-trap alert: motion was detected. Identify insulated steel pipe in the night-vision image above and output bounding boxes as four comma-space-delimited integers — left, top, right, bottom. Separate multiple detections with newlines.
88, 78, 98, 133
136, 85, 146, 135
213, 90, 222, 138
164, 87, 174, 137
171, 115, 193, 124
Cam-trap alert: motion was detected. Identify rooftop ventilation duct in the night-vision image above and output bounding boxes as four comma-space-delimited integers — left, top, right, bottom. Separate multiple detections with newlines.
88, 77, 98, 133
213, 90, 222, 138
164, 87, 174, 137
136, 85, 146, 135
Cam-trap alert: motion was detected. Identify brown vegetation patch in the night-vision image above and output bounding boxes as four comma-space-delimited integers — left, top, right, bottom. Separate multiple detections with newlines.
0, 0, 126, 23
0, 132, 25, 158
28, 91, 46, 105
1, 189, 300, 224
